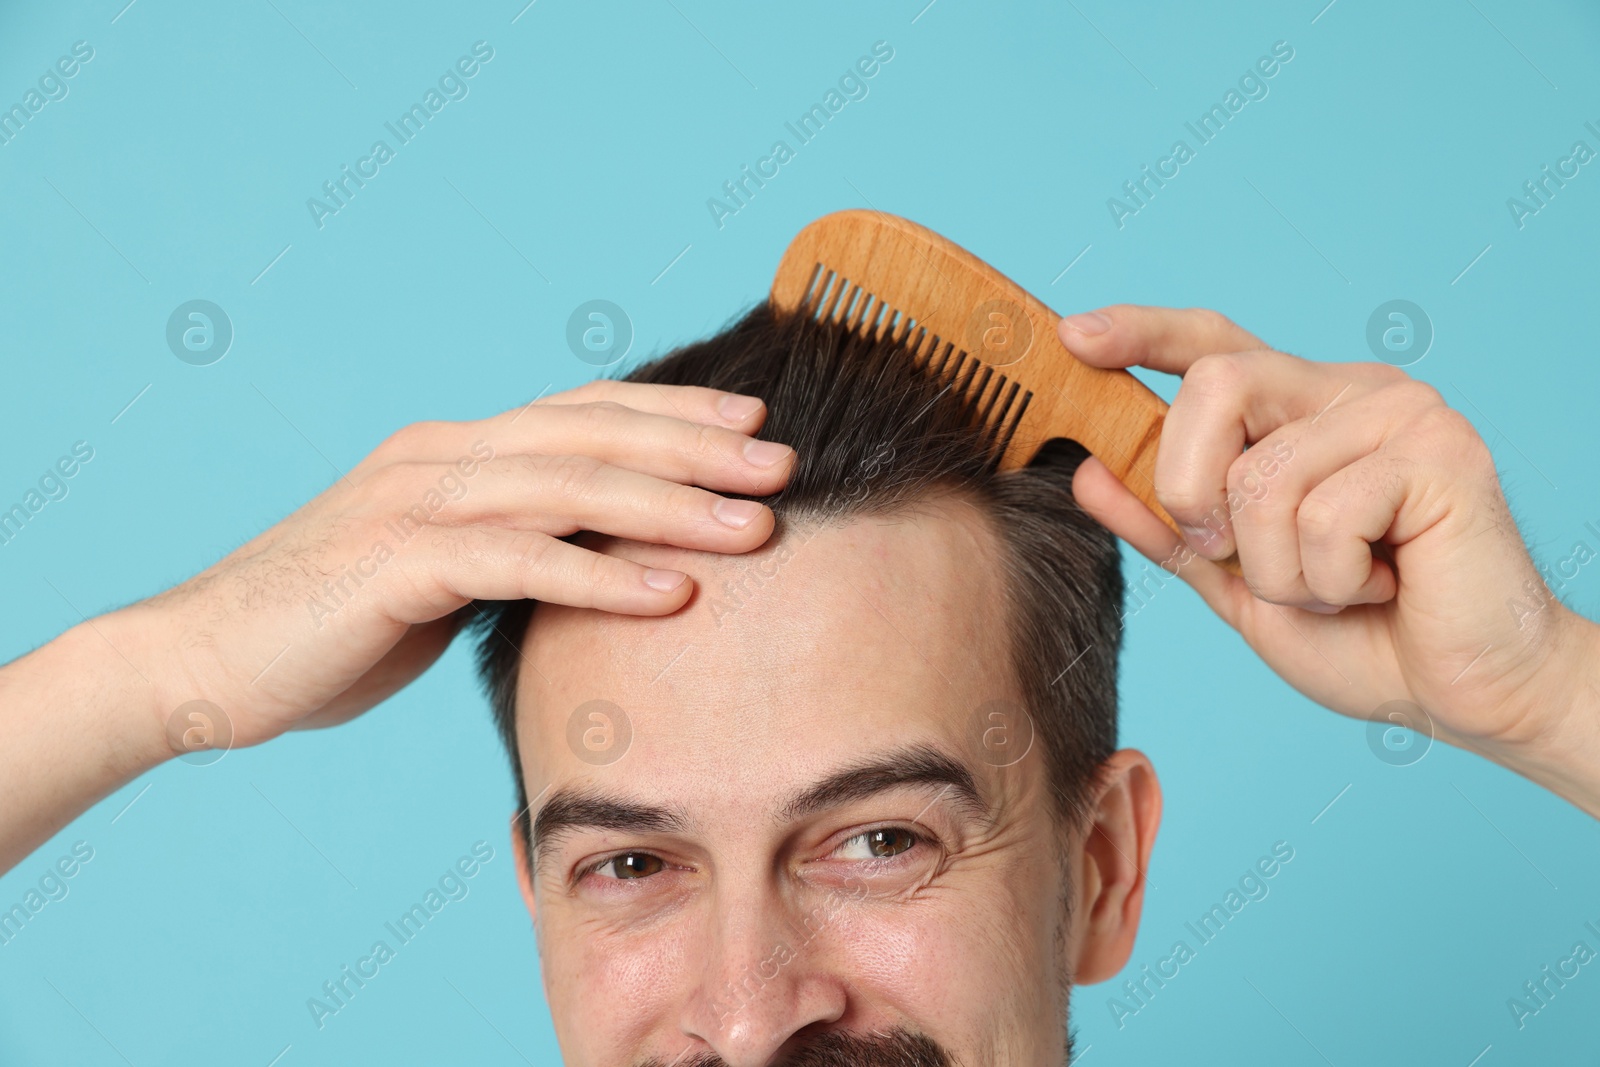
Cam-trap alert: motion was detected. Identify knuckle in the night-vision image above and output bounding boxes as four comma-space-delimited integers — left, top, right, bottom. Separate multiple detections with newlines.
1224, 452, 1258, 496
572, 399, 627, 435
387, 546, 447, 610
1297, 494, 1344, 545
664, 481, 712, 520
1224, 474, 1271, 520
1412, 397, 1467, 434
1183, 352, 1249, 399
1153, 479, 1212, 524
1392, 378, 1446, 410
405, 419, 447, 443
513, 531, 556, 576
1187, 307, 1238, 336
1359, 360, 1410, 386
1243, 567, 1301, 605
360, 461, 422, 506
559, 380, 614, 404
372, 421, 425, 459
571, 546, 606, 605
1410, 404, 1485, 464
1154, 461, 1222, 525
384, 562, 429, 609
679, 424, 723, 468
536, 453, 605, 499
579, 399, 630, 428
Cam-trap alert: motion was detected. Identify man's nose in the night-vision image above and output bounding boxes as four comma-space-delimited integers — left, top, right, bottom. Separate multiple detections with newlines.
677, 890, 850, 1065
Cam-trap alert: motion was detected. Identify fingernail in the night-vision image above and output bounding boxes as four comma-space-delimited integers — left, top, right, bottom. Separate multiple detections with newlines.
1303, 599, 1343, 614
714, 498, 764, 529
719, 394, 764, 421
1062, 311, 1111, 337
743, 438, 793, 468
1178, 524, 1220, 554
643, 568, 687, 592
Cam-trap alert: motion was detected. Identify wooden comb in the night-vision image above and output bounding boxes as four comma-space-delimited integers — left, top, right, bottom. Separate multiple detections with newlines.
771, 209, 1242, 577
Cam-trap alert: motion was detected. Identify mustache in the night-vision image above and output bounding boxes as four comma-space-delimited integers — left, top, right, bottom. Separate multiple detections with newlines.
636, 1027, 951, 1067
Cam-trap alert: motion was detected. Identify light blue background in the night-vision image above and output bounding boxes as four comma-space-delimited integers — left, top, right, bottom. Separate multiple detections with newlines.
2, 0, 1598, 1063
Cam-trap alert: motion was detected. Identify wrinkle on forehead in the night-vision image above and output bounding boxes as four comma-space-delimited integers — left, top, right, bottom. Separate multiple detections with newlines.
515, 498, 1034, 818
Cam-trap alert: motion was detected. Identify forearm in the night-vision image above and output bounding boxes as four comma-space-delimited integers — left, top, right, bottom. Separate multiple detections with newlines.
0, 616, 170, 872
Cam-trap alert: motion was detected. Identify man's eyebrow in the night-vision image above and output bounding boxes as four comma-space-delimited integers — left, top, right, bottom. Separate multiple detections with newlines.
777, 743, 991, 824
530, 745, 989, 870
531, 789, 687, 872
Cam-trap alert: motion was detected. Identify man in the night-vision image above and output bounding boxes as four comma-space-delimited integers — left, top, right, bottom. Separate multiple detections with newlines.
1, 303, 1596, 1066
466, 302, 1131, 1064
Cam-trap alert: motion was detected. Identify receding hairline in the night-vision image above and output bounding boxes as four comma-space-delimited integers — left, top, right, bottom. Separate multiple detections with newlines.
518, 484, 1020, 673
467, 300, 1125, 854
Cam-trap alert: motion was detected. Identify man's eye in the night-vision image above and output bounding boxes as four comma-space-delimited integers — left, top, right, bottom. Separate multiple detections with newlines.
834, 828, 918, 861
592, 853, 665, 880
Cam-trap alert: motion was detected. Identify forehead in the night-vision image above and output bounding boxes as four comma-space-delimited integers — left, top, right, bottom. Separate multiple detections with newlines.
515, 497, 1024, 797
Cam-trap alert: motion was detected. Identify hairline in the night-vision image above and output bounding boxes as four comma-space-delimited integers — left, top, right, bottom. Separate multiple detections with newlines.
506, 481, 1097, 863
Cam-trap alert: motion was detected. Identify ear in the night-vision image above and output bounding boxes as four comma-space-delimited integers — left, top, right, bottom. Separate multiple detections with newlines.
511, 810, 539, 929
1067, 748, 1162, 984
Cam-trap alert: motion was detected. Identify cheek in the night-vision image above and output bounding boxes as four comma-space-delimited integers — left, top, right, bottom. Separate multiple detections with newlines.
827, 884, 1062, 1049
540, 908, 696, 1061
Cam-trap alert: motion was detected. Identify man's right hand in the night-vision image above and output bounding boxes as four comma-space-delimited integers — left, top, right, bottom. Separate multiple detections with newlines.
0, 380, 793, 871
113, 381, 795, 750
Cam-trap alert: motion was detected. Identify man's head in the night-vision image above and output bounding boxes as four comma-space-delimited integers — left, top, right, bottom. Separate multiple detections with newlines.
467, 303, 1161, 1065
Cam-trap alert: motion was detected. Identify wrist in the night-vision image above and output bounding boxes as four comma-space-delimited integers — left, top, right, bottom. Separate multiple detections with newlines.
1482, 609, 1600, 819
0, 611, 172, 870
52, 612, 174, 783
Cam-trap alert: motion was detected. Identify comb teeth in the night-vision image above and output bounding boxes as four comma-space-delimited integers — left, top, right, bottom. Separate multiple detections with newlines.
798, 261, 1035, 469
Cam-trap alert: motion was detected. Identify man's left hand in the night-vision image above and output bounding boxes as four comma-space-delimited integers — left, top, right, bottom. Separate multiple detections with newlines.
1057, 305, 1600, 812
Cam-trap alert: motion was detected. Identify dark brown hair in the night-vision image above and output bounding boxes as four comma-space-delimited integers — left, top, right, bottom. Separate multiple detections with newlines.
463, 301, 1124, 838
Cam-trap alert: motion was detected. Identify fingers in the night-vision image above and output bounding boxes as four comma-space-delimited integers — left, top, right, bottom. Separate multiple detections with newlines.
1074, 426, 1393, 624
1154, 351, 1372, 550
1074, 373, 1456, 618
1070, 456, 1242, 626
487, 400, 794, 495
336, 381, 794, 628
370, 453, 778, 552
543, 380, 768, 432
1294, 454, 1400, 610
1223, 393, 1418, 609
1057, 305, 1265, 375
376, 400, 794, 498
386, 525, 694, 621
360, 383, 788, 491
1158, 380, 1447, 612
1288, 398, 1480, 611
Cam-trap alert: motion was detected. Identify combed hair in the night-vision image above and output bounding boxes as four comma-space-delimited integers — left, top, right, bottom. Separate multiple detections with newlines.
462, 301, 1124, 839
